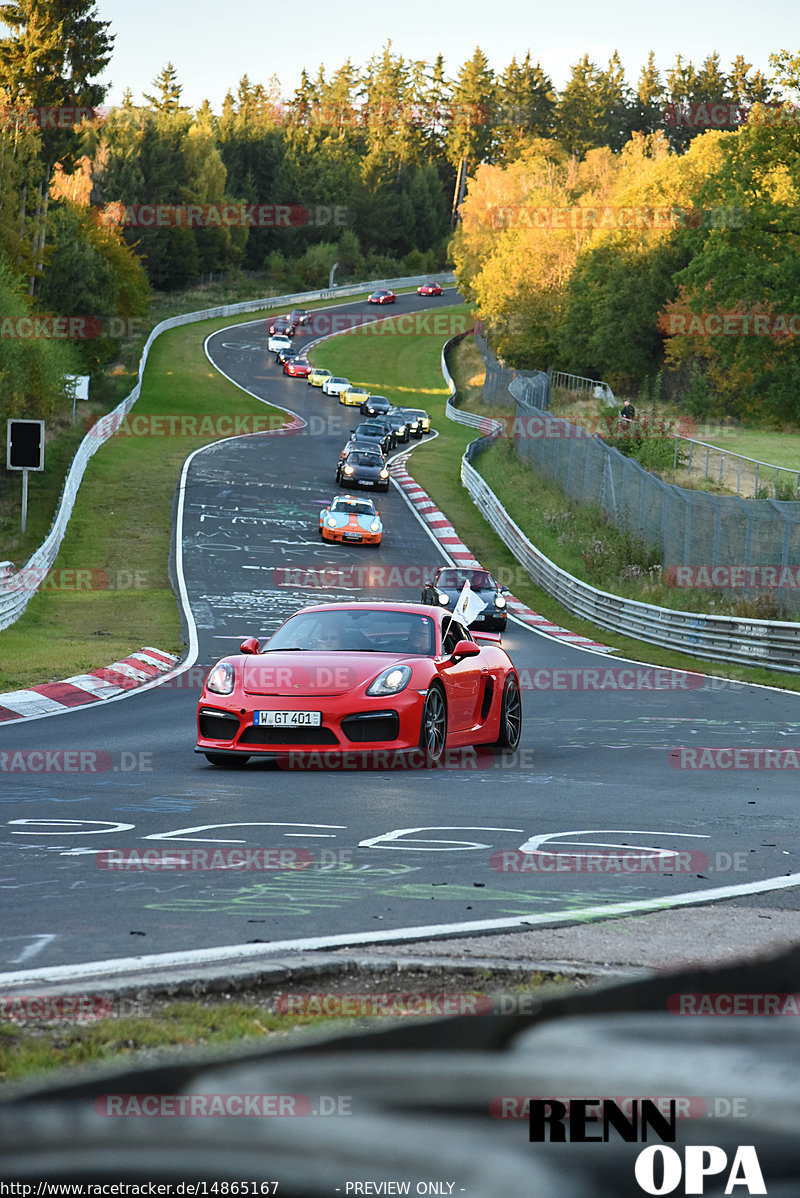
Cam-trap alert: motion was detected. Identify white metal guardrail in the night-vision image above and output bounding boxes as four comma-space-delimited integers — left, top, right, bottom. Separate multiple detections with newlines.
440, 335, 800, 673
0, 273, 455, 631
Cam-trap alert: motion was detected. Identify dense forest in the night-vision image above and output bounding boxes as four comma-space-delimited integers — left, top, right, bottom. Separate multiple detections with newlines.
0, 0, 797, 422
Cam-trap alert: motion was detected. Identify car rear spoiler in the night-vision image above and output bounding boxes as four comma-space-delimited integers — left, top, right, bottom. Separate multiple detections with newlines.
473, 630, 502, 643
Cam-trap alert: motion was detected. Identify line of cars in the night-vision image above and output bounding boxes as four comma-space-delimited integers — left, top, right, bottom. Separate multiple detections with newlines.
197, 281, 522, 766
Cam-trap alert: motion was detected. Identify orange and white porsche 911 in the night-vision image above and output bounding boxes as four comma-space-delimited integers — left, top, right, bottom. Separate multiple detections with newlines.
318, 494, 383, 545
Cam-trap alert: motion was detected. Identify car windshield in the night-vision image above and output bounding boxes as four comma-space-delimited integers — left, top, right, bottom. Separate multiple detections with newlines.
359, 424, 382, 434
332, 498, 374, 515
267, 610, 435, 654
347, 453, 382, 467
437, 569, 493, 590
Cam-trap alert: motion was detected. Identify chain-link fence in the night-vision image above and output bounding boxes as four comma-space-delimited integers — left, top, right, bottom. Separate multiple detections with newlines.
677, 436, 800, 499
473, 326, 551, 407
511, 397, 800, 613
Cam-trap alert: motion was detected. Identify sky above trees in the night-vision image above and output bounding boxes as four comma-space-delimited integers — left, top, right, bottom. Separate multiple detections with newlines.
88, 0, 788, 112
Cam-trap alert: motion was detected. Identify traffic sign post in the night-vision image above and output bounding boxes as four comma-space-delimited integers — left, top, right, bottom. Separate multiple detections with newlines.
6, 419, 45, 534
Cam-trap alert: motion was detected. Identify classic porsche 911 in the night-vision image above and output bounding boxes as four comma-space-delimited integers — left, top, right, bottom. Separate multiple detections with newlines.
336, 447, 390, 491
319, 494, 383, 545
421, 567, 510, 631
195, 602, 522, 767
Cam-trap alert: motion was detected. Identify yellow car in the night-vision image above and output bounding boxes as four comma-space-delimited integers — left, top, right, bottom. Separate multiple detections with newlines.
340, 386, 370, 407
308, 367, 332, 388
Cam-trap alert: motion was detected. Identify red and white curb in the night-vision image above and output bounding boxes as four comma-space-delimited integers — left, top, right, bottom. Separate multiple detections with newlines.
0, 647, 179, 723
390, 457, 613, 653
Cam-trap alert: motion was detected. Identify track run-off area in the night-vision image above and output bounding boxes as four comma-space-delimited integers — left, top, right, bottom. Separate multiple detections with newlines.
1, 288, 799, 984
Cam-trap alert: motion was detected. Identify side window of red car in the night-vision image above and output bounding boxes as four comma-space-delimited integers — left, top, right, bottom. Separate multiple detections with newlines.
442, 621, 469, 655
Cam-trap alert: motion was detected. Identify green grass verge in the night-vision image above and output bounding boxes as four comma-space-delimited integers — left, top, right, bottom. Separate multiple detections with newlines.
0, 1001, 329, 1083
0, 287, 436, 691
313, 323, 800, 692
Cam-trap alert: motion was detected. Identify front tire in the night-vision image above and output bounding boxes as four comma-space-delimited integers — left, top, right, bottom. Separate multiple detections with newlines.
419, 686, 447, 764
494, 676, 522, 749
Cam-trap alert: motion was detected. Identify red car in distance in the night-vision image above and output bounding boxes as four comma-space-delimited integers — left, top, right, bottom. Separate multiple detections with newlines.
283, 357, 311, 377
367, 290, 396, 304
195, 602, 522, 767
417, 282, 443, 296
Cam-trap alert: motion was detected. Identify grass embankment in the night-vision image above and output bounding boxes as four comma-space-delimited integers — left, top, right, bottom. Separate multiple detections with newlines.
0, 315, 284, 690
0, 287, 426, 691
0, 969, 572, 1082
0, 1001, 326, 1083
312, 320, 800, 691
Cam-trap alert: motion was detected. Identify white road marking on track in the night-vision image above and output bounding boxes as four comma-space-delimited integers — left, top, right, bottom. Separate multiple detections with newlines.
1, 870, 799, 986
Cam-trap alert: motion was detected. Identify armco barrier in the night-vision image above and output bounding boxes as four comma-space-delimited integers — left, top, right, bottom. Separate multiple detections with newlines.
440, 334, 800, 673
0, 274, 453, 631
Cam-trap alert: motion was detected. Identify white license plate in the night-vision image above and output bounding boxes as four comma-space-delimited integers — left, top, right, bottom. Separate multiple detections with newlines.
254, 711, 322, 727
343, 532, 362, 540
360, 480, 373, 485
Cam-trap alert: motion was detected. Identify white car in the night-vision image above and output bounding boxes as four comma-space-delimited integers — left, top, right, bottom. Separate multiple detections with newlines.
268, 333, 293, 354
322, 376, 351, 396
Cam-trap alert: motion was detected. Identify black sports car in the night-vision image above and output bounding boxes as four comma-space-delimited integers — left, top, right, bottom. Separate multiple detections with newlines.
350, 421, 393, 455
421, 567, 510, 631
383, 409, 409, 443
360, 395, 393, 418
337, 448, 391, 492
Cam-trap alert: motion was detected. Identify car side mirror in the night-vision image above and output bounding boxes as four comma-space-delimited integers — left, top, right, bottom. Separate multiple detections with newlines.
501, 586, 510, 594
239, 637, 260, 655
450, 639, 481, 660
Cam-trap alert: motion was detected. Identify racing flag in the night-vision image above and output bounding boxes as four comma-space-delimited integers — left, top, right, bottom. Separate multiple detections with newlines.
455, 579, 487, 626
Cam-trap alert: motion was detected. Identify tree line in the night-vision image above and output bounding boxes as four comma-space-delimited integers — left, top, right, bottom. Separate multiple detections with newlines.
453, 50, 800, 424
0, 0, 793, 425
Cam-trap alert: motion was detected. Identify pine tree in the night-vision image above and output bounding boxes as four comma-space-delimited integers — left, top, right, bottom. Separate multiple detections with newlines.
0, 0, 114, 292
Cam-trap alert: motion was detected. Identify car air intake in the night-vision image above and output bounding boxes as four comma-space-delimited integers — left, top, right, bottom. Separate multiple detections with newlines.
341, 711, 400, 742
198, 710, 240, 741
239, 726, 339, 746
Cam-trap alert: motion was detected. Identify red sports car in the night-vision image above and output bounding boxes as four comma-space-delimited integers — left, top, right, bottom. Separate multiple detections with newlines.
367, 290, 396, 304
196, 602, 522, 767
283, 357, 311, 377
417, 282, 443, 296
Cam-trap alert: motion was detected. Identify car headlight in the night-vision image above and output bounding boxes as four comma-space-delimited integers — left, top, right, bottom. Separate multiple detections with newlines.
397, 424, 405, 434
437, 590, 450, 606
344, 465, 354, 475
495, 595, 506, 608
366, 664, 412, 696
380, 468, 389, 478
326, 518, 337, 528
206, 662, 235, 694
370, 520, 381, 532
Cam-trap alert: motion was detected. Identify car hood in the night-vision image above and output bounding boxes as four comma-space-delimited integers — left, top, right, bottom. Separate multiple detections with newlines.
241, 652, 390, 696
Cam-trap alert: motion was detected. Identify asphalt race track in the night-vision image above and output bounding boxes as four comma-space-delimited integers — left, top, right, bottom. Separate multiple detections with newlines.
2, 289, 800, 980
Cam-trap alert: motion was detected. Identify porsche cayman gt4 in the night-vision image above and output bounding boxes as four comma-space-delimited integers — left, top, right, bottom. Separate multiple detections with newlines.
196, 602, 522, 767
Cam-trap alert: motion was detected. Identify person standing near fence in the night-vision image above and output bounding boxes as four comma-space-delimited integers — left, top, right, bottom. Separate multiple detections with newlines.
620, 399, 636, 426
